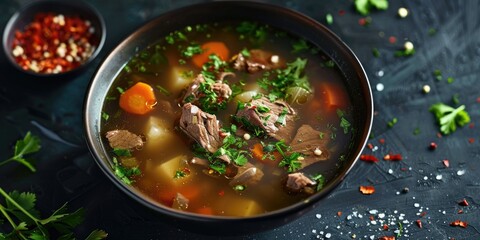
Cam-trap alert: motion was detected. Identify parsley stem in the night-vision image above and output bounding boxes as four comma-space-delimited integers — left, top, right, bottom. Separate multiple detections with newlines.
0, 188, 41, 224
0, 158, 15, 167
0, 202, 29, 240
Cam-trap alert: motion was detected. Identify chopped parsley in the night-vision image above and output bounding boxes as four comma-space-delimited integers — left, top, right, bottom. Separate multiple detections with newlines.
236, 21, 268, 45
174, 169, 189, 179
181, 43, 203, 58
340, 117, 352, 134
156, 85, 171, 96
274, 140, 302, 173
372, 48, 380, 57
112, 157, 141, 185
452, 94, 460, 105
354, 0, 389, 15
430, 103, 471, 135
276, 108, 289, 125
256, 105, 271, 113
387, 117, 398, 128
116, 87, 124, 94
102, 112, 110, 121
113, 148, 132, 157
233, 185, 246, 191
326, 13, 333, 25
433, 69, 443, 80
311, 173, 326, 191
292, 39, 309, 53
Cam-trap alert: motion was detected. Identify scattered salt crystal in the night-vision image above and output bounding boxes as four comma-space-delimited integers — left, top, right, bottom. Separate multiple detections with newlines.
436, 174, 443, 180
396, 191, 400, 195
371, 220, 377, 225
388, 169, 393, 174
370, 235, 375, 240
414, 203, 420, 208
378, 213, 385, 219
358, 214, 363, 218
376, 83, 384, 91
377, 70, 384, 77
312, 229, 317, 234
325, 233, 331, 239
316, 214, 322, 219
347, 215, 352, 220
457, 169, 466, 176
394, 210, 398, 214
369, 209, 378, 214
399, 216, 404, 220
423, 176, 428, 180
442, 210, 446, 214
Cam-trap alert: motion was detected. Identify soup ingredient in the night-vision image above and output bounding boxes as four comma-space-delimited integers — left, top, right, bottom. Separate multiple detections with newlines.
192, 42, 229, 68
0, 131, 41, 172
285, 172, 315, 192
105, 130, 143, 149
236, 21, 268, 45
317, 82, 348, 110
359, 185, 375, 195
450, 220, 468, 228
112, 156, 141, 185
290, 125, 330, 169
119, 82, 157, 115
182, 73, 232, 113
229, 163, 264, 187
354, 0, 389, 15
429, 103, 471, 135
0, 188, 107, 240
394, 42, 415, 57
231, 49, 283, 73
179, 103, 222, 153
172, 193, 189, 210
11, 13, 97, 74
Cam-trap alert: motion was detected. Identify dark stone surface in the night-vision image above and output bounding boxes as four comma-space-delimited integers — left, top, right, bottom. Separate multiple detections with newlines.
1, 0, 479, 239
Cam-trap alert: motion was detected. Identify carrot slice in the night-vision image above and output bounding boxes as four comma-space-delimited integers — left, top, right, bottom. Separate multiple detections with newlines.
196, 206, 214, 216
315, 82, 348, 111
119, 82, 157, 115
192, 41, 229, 68
251, 143, 282, 165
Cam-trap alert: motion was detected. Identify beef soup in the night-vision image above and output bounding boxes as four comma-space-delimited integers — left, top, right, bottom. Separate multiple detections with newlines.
100, 21, 355, 217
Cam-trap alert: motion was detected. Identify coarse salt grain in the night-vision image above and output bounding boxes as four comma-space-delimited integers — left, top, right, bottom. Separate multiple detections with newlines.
414, 203, 420, 208
376, 83, 384, 91
436, 174, 443, 180
457, 169, 466, 175
398, 7, 409, 18
316, 214, 322, 219
404, 41, 414, 51
388, 169, 393, 174
377, 70, 384, 77
325, 233, 331, 239
422, 85, 431, 93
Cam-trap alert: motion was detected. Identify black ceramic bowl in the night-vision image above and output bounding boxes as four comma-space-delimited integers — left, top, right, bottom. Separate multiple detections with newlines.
84, 1, 373, 235
2, 0, 106, 77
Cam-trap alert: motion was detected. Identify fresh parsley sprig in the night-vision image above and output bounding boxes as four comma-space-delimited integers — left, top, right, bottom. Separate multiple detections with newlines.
0, 188, 107, 240
0, 132, 41, 172
429, 103, 471, 135
354, 0, 389, 15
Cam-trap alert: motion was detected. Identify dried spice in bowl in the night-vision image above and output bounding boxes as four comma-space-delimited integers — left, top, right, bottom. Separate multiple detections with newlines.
11, 12, 98, 74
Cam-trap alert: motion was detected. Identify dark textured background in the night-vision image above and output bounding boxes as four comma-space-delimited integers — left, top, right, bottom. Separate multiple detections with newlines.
1, 0, 480, 239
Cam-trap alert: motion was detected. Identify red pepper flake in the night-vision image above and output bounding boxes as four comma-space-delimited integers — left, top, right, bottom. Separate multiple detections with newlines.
450, 220, 468, 228
218, 190, 224, 196
359, 185, 375, 195
420, 211, 427, 217
379, 138, 386, 144
388, 36, 397, 44
358, 18, 367, 26
367, 143, 374, 149
443, 159, 450, 168
384, 154, 402, 161
477, 97, 480, 103
437, 132, 443, 138
360, 154, 379, 163
337, 211, 342, 217
429, 142, 437, 150
378, 236, 395, 240
458, 199, 469, 206
468, 138, 475, 144
416, 219, 423, 228
369, 215, 375, 221
458, 209, 464, 214
469, 123, 474, 129
383, 224, 389, 230
11, 12, 98, 74
338, 10, 346, 16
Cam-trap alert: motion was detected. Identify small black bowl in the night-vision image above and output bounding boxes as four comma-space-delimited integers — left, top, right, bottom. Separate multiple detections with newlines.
2, 0, 106, 77
84, 1, 373, 236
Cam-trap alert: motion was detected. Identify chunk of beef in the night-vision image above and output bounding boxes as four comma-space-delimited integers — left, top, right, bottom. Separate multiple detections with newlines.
231, 49, 284, 73
172, 193, 189, 210
179, 103, 222, 153
236, 96, 296, 141
285, 172, 315, 192
105, 130, 143, 150
229, 162, 264, 186
181, 73, 232, 107
290, 125, 330, 169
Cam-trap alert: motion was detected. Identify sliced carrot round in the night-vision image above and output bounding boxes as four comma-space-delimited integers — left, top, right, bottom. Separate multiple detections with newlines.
119, 82, 157, 115
192, 41, 229, 68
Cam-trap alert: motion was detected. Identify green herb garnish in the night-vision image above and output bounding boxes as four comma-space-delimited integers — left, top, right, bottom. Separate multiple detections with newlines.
430, 103, 471, 135
101, 112, 109, 121
433, 69, 443, 81
387, 117, 398, 128
355, 0, 389, 15
156, 85, 171, 96
174, 169, 188, 179
0, 188, 107, 240
182, 43, 203, 58
311, 173, 326, 191
0, 132, 41, 172
112, 157, 141, 185
326, 14, 333, 25
372, 48, 380, 57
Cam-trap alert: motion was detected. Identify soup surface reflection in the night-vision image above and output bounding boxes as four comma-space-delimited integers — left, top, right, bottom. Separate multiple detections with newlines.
101, 21, 355, 217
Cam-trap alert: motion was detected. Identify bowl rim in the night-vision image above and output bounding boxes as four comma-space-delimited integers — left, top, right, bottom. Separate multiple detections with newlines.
1, 0, 106, 77
84, 0, 373, 223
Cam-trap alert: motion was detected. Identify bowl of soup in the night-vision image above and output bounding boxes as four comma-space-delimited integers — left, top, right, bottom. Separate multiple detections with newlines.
84, 1, 373, 235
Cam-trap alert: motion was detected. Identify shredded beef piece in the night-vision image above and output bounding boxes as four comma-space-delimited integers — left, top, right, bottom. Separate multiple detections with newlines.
235, 96, 296, 141
285, 172, 315, 192
231, 49, 284, 73
229, 162, 264, 186
181, 73, 232, 107
179, 103, 221, 153
290, 124, 330, 170
105, 130, 143, 150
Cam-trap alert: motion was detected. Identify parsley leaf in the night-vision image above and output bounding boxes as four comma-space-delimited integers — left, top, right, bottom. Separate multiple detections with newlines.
0, 132, 41, 172
311, 173, 326, 191
355, 0, 389, 15
85, 230, 109, 240
112, 157, 141, 185
430, 103, 471, 135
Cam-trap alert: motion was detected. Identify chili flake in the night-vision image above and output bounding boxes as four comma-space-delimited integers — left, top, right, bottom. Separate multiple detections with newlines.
359, 185, 375, 195
458, 209, 464, 214
378, 236, 395, 240
337, 211, 342, 217
367, 143, 374, 149
468, 138, 475, 144
458, 199, 469, 206
450, 220, 468, 228
382, 224, 389, 230
443, 159, 450, 168
379, 138, 385, 144
429, 142, 437, 150
388, 36, 397, 44
416, 219, 423, 228
360, 154, 379, 163
384, 154, 402, 161
11, 12, 98, 74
